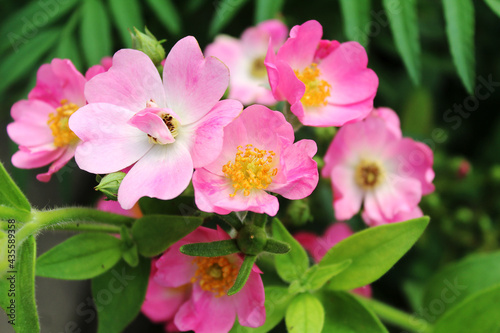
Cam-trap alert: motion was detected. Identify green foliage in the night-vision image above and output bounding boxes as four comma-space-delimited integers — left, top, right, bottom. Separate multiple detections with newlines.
320, 217, 429, 290
272, 218, 309, 283
209, 0, 251, 36
484, 0, 500, 17
81, 0, 112, 66
0, 162, 31, 216
383, 0, 421, 85
285, 293, 325, 333
401, 87, 434, 136
339, 0, 371, 46
295, 260, 352, 292
423, 251, 500, 321
228, 255, 257, 295
145, 0, 182, 36
131, 214, 203, 257
108, 0, 144, 47
92, 258, 150, 333
255, 0, 285, 24
321, 291, 388, 333
180, 239, 241, 257
36, 233, 123, 280
433, 284, 500, 333
442, 0, 476, 93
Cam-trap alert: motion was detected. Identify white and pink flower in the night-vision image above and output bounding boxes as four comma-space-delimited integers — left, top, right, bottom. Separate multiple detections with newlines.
142, 226, 265, 333
265, 20, 379, 127
69, 37, 243, 209
205, 19, 288, 106
322, 108, 434, 224
294, 222, 372, 297
192, 105, 319, 216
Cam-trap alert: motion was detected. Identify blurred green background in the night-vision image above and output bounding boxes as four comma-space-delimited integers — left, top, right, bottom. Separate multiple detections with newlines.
1, 0, 500, 332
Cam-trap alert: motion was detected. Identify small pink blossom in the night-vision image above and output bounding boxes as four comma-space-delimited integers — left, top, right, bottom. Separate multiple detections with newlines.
294, 222, 372, 297
143, 226, 265, 333
322, 108, 434, 224
265, 20, 379, 127
69, 37, 243, 209
205, 19, 288, 106
85, 56, 113, 80
192, 105, 319, 216
7, 59, 88, 182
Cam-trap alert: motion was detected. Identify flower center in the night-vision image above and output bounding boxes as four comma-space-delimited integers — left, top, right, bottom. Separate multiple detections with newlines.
355, 160, 384, 190
294, 63, 331, 107
222, 144, 278, 197
250, 56, 267, 79
162, 113, 179, 137
47, 99, 79, 147
191, 256, 238, 297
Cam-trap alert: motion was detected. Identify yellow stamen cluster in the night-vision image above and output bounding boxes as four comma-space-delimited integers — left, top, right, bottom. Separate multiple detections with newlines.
222, 144, 278, 197
355, 160, 384, 190
294, 63, 331, 107
47, 99, 79, 147
250, 56, 267, 79
191, 256, 238, 297
162, 113, 179, 138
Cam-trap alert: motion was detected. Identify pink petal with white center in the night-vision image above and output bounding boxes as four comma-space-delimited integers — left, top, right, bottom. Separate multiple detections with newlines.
163, 36, 229, 125
28, 59, 86, 107
128, 108, 176, 145
11, 146, 64, 170
362, 205, 423, 227
192, 169, 279, 216
85, 49, 166, 111
118, 143, 193, 209
36, 145, 76, 182
234, 268, 266, 327
370, 107, 402, 138
277, 20, 322, 71
178, 99, 243, 168
267, 139, 318, 199
174, 284, 236, 333
331, 165, 364, 221
70, 103, 152, 174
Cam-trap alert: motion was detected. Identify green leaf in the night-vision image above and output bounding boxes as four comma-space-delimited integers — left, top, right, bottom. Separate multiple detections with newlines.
303, 260, 352, 291
209, 0, 250, 36
54, 13, 83, 71
422, 251, 500, 321
254, 0, 285, 24
145, 0, 182, 36
180, 239, 241, 257
272, 218, 309, 283
286, 293, 324, 333
36, 233, 122, 279
263, 239, 291, 254
131, 214, 203, 257
81, 0, 112, 66
0, 236, 40, 333
0, 0, 79, 55
109, 0, 143, 47
92, 258, 150, 333
442, 0, 475, 93
0, 162, 31, 215
320, 217, 429, 290
401, 87, 434, 136
138, 196, 197, 216
433, 284, 500, 333
321, 291, 388, 333
230, 286, 294, 333
484, 0, 500, 17
383, 0, 421, 84
0, 29, 59, 94
228, 255, 257, 295
339, 0, 371, 47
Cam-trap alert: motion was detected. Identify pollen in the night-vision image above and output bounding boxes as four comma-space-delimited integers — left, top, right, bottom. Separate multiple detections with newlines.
162, 113, 179, 138
355, 160, 384, 190
222, 144, 278, 197
190, 256, 239, 297
47, 99, 79, 147
294, 63, 331, 107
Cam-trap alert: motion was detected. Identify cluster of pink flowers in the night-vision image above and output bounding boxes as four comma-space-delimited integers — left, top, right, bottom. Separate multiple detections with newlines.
7, 18, 435, 333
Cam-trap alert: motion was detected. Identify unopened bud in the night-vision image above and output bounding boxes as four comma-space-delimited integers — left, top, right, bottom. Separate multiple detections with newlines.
286, 199, 313, 226
95, 172, 126, 201
130, 27, 166, 67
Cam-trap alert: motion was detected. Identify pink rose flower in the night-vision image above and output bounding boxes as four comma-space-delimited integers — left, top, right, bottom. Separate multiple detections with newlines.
192, 105, 319, 216
322, 108, 435, 224
265, 20, 379, 127
143, 226, 265, 333
205, 19, 288, 106
7, 59, 88, 182
294, 222, 372, 297
69, 37, 243, 209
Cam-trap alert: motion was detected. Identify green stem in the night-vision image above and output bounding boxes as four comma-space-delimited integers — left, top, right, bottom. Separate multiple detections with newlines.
50, 222, 122, 234
357, 296, 434, 333
0, 206, 31, 223
15, 207, 134, 246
